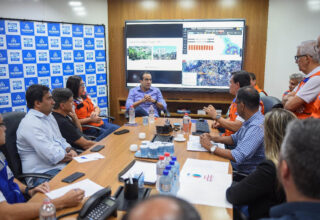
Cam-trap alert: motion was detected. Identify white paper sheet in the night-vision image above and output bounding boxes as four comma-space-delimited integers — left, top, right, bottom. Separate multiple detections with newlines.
176, 158, 232, 208
187, 135, 225, 152
46, 179, 104, 199
73, 153, 105, 163
121, 161, 157, 183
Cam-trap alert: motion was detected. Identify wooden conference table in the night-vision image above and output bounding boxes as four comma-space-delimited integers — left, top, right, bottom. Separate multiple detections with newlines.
30, 117, 233, 220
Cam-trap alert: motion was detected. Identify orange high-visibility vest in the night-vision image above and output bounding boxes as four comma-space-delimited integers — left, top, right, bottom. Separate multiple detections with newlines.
311, 93, 320, 119
254, 85, 268, 96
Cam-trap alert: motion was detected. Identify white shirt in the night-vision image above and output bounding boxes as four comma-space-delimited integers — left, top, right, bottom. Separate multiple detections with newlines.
294, 66, 320, 103
17, 109, 70, 174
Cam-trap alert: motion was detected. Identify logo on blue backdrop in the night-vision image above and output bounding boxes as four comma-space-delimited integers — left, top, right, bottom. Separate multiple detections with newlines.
22, 36, 35, 49
20, 22, 34, 35
0, 50, 8, 64
86, 86, 97, 97
94, 26, 104, 38
35, 36, 48, 49
49, 50, 62, 63
8, 50, 22, 63
23, 64, 37, 77
61, 37, 73, 50
0, 94, 11, 107
72, 25, 83, 37
62, 51, 73, 62
0, 108, 12, 114
95, 50, 105, 62
0, 36, 5, 49
63, 63, 74, 75
0, 65, 8, 78
84, 38, 95, 50
74, 50, 84, 62
37, 64, 50, 76
35, 22, 47, 35
96, 74, 106, 85
9, 64, 23, 78
61, 24, 72, 37
98, 97, 108, 107
6, 21, 19, 34
85, 63, 95, 74
0, 20, 5, 34
38, 77, 50, 87
0, 79, 10, 93
50, 63, 62, 75
74, 63, 85, 75
49, 37, 61, 50
96, 63, 105, 73
51, 76, 63, 89
73, 38, 84, 50
36, 51, 49, 63
10, 78, 24, 92
22, 50, 36, 63
95, 38, 104, 50
84, 26, 94, 37
6, 35, 21, 49
85, 51, 94, 62
97, 85, 107, 96
12, 106, 26, 112
24, 77, 38, 90
48, 23, 60, 36
86, 74, 96, 86
11, 92, 26, 106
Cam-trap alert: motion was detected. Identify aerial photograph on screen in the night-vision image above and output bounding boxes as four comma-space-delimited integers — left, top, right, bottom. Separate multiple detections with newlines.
153, 46, 177, 60
128, 46, 152, 60
182, 60, 241, 86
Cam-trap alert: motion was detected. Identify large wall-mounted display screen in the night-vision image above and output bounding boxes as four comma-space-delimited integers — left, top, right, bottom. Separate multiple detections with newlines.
125, 19, 246, 92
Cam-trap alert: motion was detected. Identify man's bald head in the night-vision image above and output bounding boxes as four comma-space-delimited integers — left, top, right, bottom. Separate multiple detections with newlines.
123, 195, 201, 220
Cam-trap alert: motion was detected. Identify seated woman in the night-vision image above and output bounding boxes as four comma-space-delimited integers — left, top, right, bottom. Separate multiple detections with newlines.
226, 108, 296, 220
66, 76, 119, 141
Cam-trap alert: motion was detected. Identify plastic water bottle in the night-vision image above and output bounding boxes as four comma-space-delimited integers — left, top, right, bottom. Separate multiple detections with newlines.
156, 156, 166, 190
164, 152, 171, 166
171, 156, 180, 194
165, 165, 173, 187
149, 105, 155, 123
169, 161, 178, 195
183, 113, 190, 133
138, 172, 144, 189
171, 156, 180, 177
159, 170, 171, 194
129, 105, 135, 124
39, 198, 56, 220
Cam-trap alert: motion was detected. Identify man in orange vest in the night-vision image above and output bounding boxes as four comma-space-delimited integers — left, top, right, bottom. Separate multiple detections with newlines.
284, 40, 320, 119
249, 72, 268, 97
204, 71, 264, 137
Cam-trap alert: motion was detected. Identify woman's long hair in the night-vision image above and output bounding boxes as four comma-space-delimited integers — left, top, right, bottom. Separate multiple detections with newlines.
66, 75, 83, 99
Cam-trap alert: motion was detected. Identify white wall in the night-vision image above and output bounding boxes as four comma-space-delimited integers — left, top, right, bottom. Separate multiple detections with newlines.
265, 0, 320, 99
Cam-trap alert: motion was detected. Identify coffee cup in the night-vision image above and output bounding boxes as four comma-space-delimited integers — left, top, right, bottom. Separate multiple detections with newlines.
139, 132, 146, 139
176, 133, 184, 140
130, 144, 138, 152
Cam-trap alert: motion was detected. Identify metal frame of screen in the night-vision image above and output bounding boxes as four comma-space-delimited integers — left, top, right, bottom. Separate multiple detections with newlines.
124, 19, 246, 93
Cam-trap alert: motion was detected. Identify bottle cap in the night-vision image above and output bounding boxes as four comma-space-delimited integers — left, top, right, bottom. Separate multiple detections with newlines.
169, 161, 175, 165
164, 152, 170, 157
171, 156, 177, 161
159, 155, 164, 160
163, 170, 169, 175
165, 165, 171, 170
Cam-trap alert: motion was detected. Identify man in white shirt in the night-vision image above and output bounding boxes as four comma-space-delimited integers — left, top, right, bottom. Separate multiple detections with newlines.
284, 40, 320, 119
17, 84, 77, 187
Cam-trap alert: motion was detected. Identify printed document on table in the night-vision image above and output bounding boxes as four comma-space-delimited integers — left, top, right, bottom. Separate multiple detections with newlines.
121, 161, 157, 183
73, 153, 105, 163
177, 158, 232, 208
46, 179, 104, 199
187, 135, 225, 152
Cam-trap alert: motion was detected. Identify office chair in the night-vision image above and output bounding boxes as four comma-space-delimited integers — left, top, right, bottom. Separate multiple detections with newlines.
81, 114, 116, 140
1, 112, 51, 188
260, 96, 282, 114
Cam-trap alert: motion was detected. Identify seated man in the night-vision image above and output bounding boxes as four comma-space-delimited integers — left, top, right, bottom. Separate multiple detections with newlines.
17, 84, 77, 187
52, 88, 96, 150
249, 72, 268, 96
200, 86, 265, 175
282, 73, 304, 98
263, 119, 320, 220
0, 114, 85, 220
204, 70, 264, 137
122, 195, 201, 220
125, 72, 167, 117
284, 40, 320, 119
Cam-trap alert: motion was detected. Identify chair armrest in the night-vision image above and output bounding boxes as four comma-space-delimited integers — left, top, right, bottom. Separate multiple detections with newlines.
82, 125, 102, 131
99, 115, 115, 122
232, 170, 248, 182
17, 173, 52, 180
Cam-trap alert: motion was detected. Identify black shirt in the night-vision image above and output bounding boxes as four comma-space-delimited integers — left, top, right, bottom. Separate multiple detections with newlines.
226, 160, 285, 220
52, 111, 83, 150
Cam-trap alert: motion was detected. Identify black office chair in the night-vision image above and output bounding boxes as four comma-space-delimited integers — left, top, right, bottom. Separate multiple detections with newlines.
260, 96, 282, 114
81, 114, 116, 140
0, 112, 51, 187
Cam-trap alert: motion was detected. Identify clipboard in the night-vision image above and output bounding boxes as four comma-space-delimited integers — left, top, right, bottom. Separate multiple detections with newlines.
118, 160, 157, 185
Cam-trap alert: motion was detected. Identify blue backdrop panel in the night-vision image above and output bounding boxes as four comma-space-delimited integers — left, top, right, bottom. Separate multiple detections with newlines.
0, 19, 108, 116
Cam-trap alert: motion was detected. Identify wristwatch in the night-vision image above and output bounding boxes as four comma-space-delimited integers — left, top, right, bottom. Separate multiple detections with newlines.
215, 114, 221, 120
210, 144, 217, 153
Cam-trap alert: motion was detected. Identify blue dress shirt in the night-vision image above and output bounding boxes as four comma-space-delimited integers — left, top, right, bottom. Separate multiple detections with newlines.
231, 111, 265, 174
125, 86, 167, 117
17, 109, 69, 175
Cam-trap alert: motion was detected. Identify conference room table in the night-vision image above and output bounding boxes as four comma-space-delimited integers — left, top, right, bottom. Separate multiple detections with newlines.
30, 117, 233, 220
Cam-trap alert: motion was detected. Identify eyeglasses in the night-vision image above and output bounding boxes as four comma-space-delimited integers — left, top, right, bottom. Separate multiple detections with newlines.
294, 54, 307, 61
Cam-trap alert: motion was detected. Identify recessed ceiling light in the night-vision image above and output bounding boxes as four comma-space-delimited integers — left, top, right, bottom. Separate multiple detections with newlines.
72, 6, 86, 12
69, 1, 82, 7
